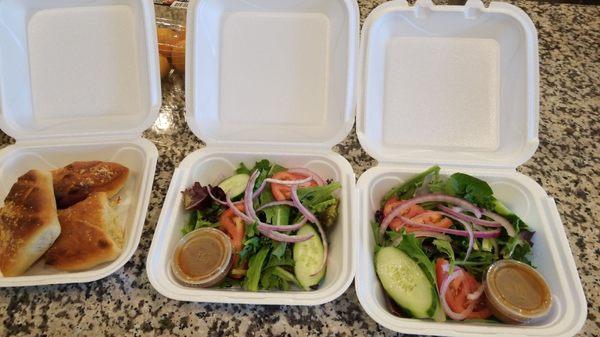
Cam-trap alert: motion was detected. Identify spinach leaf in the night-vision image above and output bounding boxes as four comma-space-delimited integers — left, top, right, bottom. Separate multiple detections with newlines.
444, 173, 495, 210
382, 166, 441, 205
243, 246, 270, 291
501, 235, 533, 265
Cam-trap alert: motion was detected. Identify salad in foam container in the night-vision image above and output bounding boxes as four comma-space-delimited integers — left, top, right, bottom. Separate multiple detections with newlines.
175, 160, 341, 291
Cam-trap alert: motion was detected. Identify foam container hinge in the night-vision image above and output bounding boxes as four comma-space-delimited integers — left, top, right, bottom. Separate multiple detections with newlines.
354, 0, 586, 336
0, 0, 161, 286
146, 0, 359, 305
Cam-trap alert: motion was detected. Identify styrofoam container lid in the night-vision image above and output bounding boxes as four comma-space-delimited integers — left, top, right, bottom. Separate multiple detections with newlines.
185, 0, 358, 149
0, 0, 161, 141
356, 0, 539, 168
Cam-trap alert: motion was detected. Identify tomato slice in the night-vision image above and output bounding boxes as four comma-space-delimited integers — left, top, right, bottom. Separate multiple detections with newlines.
411, 211, 453, 229
219, 204, 245, 251
435, 258, 492, 319
270, 171, 317, 201
219, 204, 248, 278
383, 197, 452, 233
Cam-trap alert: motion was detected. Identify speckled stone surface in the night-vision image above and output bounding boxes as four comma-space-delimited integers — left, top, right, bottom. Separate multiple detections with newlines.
0, 1, 598, 336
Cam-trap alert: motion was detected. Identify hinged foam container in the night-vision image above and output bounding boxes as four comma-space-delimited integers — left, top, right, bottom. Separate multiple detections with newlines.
354, 1, 586, 336
0, 0, 160, 286
146, 0, 358, 305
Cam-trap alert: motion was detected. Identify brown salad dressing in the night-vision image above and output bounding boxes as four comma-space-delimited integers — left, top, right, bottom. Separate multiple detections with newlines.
484, 260, 552, 324
172, 228, 233, 287
177, 235, 227, 278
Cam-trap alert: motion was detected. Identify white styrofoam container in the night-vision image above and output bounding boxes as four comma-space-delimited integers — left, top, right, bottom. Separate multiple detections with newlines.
0, 0, 160, 286
146, 0, 359, 305
354, 1, 587, 336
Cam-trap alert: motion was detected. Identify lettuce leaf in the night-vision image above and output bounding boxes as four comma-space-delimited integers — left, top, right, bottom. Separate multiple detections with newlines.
443, 173, 495, 210
382, 166, 441, 205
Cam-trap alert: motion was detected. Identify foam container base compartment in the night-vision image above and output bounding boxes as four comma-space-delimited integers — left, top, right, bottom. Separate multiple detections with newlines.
147, 148, 355, 305
356, 167, 586, 337
354, 0, 586, 336
146, 0, 359, 305
0, 0, 161, 286
0, 140, 157, 287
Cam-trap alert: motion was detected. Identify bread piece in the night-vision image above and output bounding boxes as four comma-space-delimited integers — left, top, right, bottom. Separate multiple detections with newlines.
52, 161, 129, 209
45, 192, 123, 271
0, 170, 61, 276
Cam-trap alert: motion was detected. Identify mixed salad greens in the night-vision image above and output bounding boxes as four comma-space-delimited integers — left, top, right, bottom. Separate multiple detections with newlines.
181, 160, 340, 291
373, 166, 535, 321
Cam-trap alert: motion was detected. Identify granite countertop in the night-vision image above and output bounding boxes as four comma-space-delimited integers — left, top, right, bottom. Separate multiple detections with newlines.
1, 0, 598, 336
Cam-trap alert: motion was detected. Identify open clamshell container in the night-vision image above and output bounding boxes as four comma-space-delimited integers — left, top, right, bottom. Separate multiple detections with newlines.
354, 0, 586, 335
146, 0, 358, 305
0, 0, 160, 286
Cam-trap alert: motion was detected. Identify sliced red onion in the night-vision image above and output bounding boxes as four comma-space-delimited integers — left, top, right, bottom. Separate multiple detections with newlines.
291, 185, 318, 224
226, 193, 252, 223
257, 217, 306, 232
244, 170, 314, 243
379, 194, 482, 240
440, 269, 476, 320
264, 176, 313, 186
290, 184, 327, 276
467, 285, 485, 301
437, 205, 501, 228
391, 231, 450, 247
437, 211, 474, 261
287, 168, 325, 186
251, 175, 315, 199
244, 170, 260, 221
398, 216, 501, 239
456, 218, 474, 262
207, 187, 227, 206
260, 229, 314, 243
252, 180, 267, 199
256, 201, 296, 212
310, 219, 328, 276
483, 210, 516, 237
472, 223, 486, 231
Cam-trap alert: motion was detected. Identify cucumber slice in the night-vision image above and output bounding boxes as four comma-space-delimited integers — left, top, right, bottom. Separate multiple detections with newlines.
218, 174, 250, 198
375, 247, 436, 318
293, 225, 325, 290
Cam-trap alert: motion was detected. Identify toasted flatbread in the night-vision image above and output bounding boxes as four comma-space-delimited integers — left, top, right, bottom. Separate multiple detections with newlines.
0, 170, 61, 276
46, 192, 123, 271
52, 161, 129, 209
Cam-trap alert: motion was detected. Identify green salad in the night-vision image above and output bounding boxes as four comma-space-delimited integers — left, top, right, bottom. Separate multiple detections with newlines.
372, 166, 535, 322
180, 159, 341, 291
